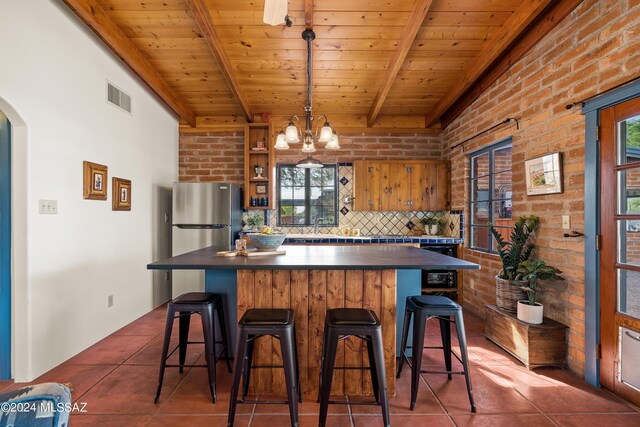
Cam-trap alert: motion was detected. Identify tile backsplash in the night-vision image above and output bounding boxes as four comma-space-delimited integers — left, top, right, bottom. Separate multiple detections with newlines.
243, 164, 462, 238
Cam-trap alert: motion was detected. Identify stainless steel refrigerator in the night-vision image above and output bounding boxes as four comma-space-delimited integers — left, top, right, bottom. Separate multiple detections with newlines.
172, 182, 242, 298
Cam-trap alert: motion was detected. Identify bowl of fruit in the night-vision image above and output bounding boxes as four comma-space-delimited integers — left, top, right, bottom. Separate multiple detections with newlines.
246, 227, 287, 251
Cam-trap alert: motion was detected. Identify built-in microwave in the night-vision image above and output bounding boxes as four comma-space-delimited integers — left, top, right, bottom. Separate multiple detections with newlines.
420, 244, 458, 299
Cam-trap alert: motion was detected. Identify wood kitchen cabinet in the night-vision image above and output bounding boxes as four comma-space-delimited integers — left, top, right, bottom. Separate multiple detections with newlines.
354, 160, 450, 211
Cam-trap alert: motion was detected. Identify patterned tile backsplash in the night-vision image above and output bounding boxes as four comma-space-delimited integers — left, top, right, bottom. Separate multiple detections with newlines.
243, 164, 462, 238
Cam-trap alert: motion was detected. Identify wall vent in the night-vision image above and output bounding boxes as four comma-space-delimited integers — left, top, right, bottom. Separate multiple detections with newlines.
106, 81, 132, 114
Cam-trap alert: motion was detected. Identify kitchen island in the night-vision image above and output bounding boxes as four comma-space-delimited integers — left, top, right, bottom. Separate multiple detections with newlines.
148, 245, 479, 397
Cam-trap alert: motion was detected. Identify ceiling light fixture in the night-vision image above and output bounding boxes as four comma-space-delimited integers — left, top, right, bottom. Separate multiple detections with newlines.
274, 29, 340, 169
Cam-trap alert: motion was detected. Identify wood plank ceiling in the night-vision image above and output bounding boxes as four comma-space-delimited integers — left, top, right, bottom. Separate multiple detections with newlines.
76, 0, 561, 128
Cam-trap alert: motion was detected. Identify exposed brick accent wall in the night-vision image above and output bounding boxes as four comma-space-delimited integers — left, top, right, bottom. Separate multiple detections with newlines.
179, 132, 245, 184
273, 134, 443, 164
443, 0, 640, 375
178, 132, 443, 184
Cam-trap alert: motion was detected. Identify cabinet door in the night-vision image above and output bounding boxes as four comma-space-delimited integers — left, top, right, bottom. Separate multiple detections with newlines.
353, 160, 367, 211
384, 162, 409, 211
409, 162, 426, 211
435, 163, 450, 210
379, 162, 391, 210
367, 161, 382, 211
421, 162, 437, 211
393, 163, 412, 211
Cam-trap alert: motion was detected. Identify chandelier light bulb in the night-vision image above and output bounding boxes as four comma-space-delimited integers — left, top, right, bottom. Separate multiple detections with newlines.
301, 141, 316, 153
274, 131, 290, 150
318, 122, 334, 143
285, 122, 300, 142
325, 133, 340, 150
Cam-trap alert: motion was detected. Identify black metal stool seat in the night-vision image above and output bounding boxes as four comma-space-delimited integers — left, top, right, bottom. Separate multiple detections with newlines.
228, 308, 302, 427
318, 308, 390, 427
410, 295, 459, 308
173, 292, 219, 304
241, 308, 293, 325
154, 292, 232, 404
397, 295, 476, 413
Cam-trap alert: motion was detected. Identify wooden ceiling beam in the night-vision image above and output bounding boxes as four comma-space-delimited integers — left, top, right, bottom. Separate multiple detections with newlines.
440, 0, 585, 128
185, 0, 253, 122
305, 0, 314, 30
367, 0, 434, 127
424, 0, 555, 127
62, 0, 196, 126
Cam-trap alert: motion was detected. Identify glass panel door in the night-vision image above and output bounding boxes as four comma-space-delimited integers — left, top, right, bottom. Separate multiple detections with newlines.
600, 97, 640, 406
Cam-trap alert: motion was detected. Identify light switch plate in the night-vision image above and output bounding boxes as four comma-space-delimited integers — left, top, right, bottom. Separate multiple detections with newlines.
562, 215, 571, 230
39, 199, 57, 215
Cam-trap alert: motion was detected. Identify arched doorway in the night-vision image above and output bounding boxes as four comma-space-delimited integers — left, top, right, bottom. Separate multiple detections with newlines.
0, 96, 28, 381
0, 109, 10, 380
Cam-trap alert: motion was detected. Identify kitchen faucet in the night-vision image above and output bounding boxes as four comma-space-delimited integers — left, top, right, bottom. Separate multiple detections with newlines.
313, 214, 324, 234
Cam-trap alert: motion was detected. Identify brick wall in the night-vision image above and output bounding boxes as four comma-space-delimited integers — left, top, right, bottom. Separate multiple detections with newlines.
444, 0, 640, 375
179, 132, 245, 184
178, 132, 443, 184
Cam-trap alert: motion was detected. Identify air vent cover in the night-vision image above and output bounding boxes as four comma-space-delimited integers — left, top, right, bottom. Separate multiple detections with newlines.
106, 82, 132, 113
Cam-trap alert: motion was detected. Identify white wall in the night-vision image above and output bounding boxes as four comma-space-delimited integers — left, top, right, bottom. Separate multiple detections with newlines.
0, 0, 178, 381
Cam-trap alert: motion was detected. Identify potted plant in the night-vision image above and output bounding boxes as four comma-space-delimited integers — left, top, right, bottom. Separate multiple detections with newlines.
420, 217, 441, 236
488, 215, 539, 313
515, 260, 563, 324
245, 214, 264, 231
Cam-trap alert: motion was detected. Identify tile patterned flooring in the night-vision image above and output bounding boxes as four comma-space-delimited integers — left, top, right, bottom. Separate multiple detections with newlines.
1, 306, 638, 426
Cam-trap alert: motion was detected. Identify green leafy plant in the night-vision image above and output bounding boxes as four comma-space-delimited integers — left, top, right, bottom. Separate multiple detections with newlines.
420, 217, 440, 226
516, 260, 564, 305
489, 215, 539, 280
245, 214, 264, 229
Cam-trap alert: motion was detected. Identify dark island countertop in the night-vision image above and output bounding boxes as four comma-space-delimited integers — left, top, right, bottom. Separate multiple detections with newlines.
147, 245, 480, 271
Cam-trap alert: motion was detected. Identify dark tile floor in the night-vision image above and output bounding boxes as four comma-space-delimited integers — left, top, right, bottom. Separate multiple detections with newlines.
2, 306, 638, 426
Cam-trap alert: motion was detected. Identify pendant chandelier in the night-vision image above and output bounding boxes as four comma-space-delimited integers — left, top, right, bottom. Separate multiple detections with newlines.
274, 29, 340, 168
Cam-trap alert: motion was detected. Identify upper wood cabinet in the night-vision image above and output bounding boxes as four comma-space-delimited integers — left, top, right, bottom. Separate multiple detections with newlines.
353, 160, 450, 212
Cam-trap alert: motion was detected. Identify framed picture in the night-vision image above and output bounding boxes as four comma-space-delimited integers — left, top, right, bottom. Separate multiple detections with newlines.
525, 152, 563, 196
83, 161, 108, 200
256, 184, 267, 194
112, 177, 132, 211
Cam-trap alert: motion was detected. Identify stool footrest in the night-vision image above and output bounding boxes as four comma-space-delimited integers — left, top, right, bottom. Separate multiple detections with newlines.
164, 364, 207, 368
250, 364, 285, 369
404, 345, 445, 350
239, 399, 290, 405
421, 370, 465, 375
331, 366, 374, 371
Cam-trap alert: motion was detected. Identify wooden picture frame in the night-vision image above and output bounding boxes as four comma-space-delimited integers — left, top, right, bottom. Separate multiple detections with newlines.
83, 161, 108, 200
525, 152, 563, 196
256, 184, 267, 194
112, 177, 132, 211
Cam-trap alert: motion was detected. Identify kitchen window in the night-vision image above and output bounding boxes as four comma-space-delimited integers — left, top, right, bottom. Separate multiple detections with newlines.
469, 138, 513, 253
277, 164, 338, 226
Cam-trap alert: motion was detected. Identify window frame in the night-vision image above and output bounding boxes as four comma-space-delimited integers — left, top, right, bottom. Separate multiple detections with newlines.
276, 163, 339, 227
468, 137, 513, 254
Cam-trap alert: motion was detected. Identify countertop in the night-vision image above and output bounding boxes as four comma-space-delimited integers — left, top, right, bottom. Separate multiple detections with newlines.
147, 245, 480, 271
283, 235, 463, 244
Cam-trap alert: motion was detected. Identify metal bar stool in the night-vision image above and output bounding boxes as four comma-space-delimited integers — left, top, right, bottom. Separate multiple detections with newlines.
154, 292, 232, 404
228, 308, 302, 427
318, 308, 390, 427
397, 295, 476, 412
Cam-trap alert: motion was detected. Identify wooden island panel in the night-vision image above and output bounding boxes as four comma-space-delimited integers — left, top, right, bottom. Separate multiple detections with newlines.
236, 269, 397, 398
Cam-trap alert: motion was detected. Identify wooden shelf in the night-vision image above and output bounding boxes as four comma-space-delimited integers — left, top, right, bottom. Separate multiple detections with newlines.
484, 304, 568, 369
244, 123, 274, 210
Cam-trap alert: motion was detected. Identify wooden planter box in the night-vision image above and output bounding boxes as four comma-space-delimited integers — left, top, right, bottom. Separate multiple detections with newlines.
484, 304, 568, 369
